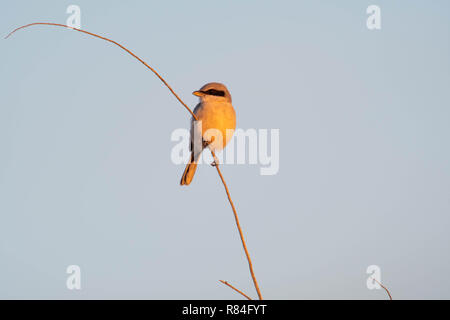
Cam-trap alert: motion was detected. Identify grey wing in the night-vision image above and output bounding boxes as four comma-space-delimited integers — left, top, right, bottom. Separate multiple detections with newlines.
189, 103, 203, 155
190, 103, 202, 152
192, 102, 202, 116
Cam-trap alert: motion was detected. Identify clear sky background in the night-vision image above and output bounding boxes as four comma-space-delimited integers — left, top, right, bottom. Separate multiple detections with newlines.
1, 1, 449, 299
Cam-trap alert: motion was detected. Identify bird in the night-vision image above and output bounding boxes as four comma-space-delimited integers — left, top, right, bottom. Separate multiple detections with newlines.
180, 82, 236, 185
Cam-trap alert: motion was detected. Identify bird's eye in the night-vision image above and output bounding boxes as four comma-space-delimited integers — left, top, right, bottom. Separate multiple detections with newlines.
204, 89, 225, 97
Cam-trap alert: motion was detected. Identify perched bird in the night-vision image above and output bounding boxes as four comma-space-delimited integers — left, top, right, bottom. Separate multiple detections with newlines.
180, 82, 236, 185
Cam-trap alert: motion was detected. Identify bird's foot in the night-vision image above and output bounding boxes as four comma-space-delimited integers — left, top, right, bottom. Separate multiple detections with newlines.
210, 153, 220, 167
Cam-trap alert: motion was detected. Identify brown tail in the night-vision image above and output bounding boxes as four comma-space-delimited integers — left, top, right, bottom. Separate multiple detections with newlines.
180, 153, 198, 185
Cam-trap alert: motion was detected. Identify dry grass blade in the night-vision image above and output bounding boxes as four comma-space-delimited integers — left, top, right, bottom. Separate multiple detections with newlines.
373, 278, 393, 300
219, 280, 252, 300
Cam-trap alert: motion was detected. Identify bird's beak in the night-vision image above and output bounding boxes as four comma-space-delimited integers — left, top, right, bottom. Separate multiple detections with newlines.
192, 90, 203, 97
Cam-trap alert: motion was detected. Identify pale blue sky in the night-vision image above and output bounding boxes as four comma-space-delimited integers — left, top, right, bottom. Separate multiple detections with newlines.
1, 1, 449, 299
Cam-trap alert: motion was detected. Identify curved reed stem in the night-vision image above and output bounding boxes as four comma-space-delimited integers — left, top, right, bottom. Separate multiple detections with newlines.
211, 151, 262, 300
5, 23, 196, 119
219, 280, 252, 300
6, 22, 262, 300
373, 278, 393, 300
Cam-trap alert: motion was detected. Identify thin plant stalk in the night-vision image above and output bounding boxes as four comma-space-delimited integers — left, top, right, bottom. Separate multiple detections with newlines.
5, 22, 262, 300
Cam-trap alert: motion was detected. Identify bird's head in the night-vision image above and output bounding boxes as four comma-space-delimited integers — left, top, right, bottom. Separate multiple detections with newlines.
193, 82, 232, 103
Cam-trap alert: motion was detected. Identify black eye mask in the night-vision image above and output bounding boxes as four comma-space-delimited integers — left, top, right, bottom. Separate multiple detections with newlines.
202, 89, 226, 97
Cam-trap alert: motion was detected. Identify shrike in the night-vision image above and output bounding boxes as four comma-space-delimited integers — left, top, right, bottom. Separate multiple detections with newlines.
180, 82, 236, 185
